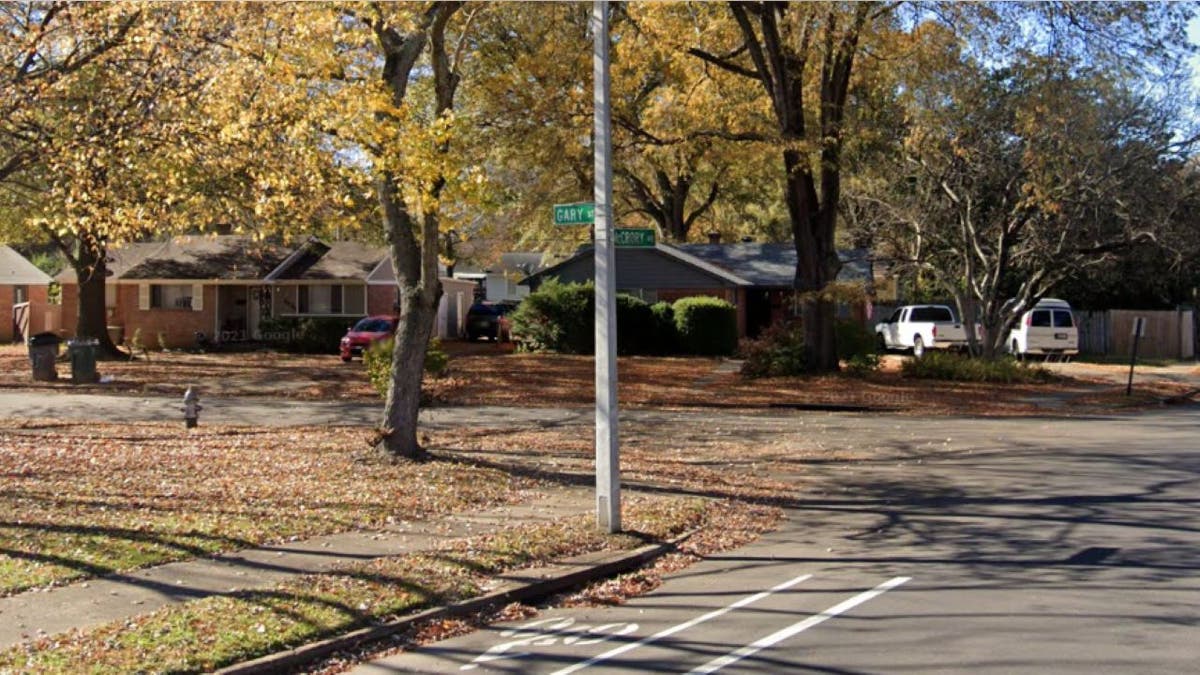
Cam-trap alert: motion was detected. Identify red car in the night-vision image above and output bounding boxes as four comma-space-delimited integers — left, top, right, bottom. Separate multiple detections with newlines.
339, 316, 397, 362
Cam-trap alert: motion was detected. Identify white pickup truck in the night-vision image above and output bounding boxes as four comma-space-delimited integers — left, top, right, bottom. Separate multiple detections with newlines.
875, 305, 969, 357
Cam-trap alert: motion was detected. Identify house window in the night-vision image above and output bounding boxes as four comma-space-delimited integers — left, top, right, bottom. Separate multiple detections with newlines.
298, 284, 344, 315
105, 284, 117, 308
13, 285, 28, 304
151, 284, 193, 309
343, 287, 365, 315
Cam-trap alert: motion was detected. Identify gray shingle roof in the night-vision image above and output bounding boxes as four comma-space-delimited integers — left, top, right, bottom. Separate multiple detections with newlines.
0, 245, 52, 285
54, 242, 166, 283
275, 241, 384, 280
120, 236, 292, 280
520, 242, 875, 289
675, 243, 872, 286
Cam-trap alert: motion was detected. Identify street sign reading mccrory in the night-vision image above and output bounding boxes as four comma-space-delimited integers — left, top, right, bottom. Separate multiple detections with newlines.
553, 202, 594, 226
614, 228, 655, 247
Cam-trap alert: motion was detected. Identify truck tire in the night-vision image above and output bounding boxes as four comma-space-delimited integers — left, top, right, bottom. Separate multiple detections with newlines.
877, 333, 888, 353
1012, 339, 1022, 361
913, 335, 925, 359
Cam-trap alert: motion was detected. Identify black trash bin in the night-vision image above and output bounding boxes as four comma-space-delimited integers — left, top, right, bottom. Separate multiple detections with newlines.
67, 338, 100, 384
27, 332, 61, 382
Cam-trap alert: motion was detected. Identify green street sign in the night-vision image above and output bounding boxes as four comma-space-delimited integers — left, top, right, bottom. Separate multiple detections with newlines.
553, 202, 594, 226
614, 228, 655, 247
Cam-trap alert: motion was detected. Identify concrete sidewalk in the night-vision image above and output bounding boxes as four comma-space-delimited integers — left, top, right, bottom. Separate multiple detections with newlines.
0, 485, 593, 650
0, 390, 590, 428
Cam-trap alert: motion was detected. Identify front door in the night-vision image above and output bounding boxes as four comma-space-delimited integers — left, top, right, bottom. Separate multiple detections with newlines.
217, 285, 250, 342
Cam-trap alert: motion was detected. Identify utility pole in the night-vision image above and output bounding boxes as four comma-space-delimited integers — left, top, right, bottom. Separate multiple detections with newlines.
592, 0, 620, 533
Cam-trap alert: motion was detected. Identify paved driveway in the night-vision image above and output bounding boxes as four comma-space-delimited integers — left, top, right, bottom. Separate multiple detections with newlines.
1046, 360, 1200, 389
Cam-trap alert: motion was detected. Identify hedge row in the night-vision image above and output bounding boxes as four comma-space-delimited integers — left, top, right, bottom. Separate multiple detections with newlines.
256, 317, 354, 354
509, 279, 737, 356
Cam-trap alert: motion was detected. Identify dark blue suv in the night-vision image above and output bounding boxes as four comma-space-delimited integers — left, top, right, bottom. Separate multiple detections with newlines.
465, 301, 517, 342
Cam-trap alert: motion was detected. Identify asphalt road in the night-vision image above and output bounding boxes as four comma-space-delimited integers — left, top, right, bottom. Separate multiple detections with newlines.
354, 407, 1200, 674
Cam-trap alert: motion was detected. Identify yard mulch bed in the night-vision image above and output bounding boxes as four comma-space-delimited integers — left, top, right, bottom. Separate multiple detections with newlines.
0, 343, 1189, 415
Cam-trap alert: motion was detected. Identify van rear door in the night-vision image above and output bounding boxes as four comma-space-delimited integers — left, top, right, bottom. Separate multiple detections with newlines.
1025, 309, 1054, 352
1027, 308, 1077, 352
1052, 309, 1078, 351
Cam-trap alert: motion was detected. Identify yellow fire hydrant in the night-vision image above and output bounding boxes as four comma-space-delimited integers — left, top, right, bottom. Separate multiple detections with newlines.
183, 386, 202, 429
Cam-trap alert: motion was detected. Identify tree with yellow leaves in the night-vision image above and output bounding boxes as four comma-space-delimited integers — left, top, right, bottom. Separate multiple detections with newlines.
231, 2, 479, 460
1, 2, 359, 358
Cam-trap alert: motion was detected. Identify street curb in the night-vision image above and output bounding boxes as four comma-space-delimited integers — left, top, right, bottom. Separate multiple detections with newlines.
214, 536, 686, 675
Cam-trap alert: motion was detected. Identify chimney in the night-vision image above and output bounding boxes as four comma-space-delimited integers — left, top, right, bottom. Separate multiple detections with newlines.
707, 232, 721, 244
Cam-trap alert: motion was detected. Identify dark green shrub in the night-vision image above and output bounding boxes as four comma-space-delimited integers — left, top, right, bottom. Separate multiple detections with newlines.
836, 319, 880, 376
649, 301, 678, 355
843, 352, 881, 376
900, 351, 1054, 383
616, 294, 655, 355
255, 316, 356, 354
364, 337, 450, 398
673, 296, 737, 356
510, 279, 594, 354
511, 280, 660, 355
836, 319, 878, 360
740, 321, 807, 378
255, 317, 295, 345
296, 317, 355, 354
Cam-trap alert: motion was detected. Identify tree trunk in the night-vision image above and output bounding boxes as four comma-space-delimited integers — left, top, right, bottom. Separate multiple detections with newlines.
378, 283, 439, 461
783, 148, 840, 371
74, 243, 125, 359
374, 172, 442, 462
367, 3, 460, 462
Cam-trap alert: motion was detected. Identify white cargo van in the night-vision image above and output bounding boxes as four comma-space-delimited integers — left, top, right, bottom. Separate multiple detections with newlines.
1007, 298, 1078, 358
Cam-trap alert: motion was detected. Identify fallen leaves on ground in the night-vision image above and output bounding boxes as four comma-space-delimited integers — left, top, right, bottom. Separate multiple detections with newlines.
0, 496, 734, 674
2, 343, 1186, 415
0, 419, 537, 596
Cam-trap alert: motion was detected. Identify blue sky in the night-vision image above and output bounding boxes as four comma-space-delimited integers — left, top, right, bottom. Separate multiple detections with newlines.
1191, 16, 1200, 85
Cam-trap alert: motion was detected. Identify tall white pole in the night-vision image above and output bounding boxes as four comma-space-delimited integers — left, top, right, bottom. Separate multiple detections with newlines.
592, 0, 620, 533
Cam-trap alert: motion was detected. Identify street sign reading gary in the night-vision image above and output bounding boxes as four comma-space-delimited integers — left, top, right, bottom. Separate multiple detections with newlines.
554, 202, 595, 226
614, 228, 655, 247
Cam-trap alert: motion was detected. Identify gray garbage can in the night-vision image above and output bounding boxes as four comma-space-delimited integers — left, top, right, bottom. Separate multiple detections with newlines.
27, 332, 61, 381
67, 338, 99, 384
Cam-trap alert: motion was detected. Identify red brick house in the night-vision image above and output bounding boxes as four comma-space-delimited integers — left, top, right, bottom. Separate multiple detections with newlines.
55, 235, 475, 348
1, 245, 53, 343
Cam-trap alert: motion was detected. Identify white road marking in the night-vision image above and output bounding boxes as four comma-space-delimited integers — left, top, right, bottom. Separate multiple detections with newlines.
686, 576, 912, 674
548, 573, 813, 675
461, 618, 638, 670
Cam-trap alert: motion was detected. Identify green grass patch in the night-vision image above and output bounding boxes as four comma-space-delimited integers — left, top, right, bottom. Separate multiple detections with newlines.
901, 352, 1055, 384
0, 497, 715, 674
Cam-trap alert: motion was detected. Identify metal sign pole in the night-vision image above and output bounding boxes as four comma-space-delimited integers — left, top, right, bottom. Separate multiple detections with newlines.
592, 0, 620, 533
1127, 317, 1145, 396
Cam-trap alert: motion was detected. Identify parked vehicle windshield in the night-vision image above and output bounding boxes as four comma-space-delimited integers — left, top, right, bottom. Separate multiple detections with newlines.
353, 317, 393, 332
911, 306, 954, 322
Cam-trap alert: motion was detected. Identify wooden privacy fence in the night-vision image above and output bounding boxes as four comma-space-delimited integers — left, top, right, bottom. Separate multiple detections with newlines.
1052, 309, 1195, 359
1105, 309, 1193, 359
1075, 311, 1110, 354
